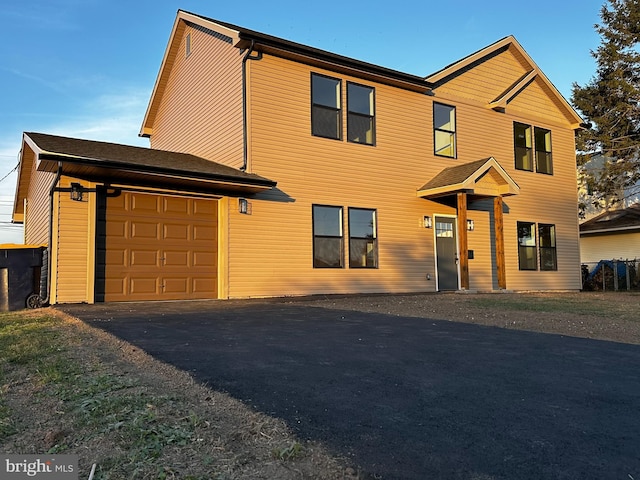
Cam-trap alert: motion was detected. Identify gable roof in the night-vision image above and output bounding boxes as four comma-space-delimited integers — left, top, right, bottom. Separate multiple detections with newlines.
142, 11, 582, 137
13, 132, 276, 220
579, 204, 640, 235
417, 157, 520, 198
425, 36, 584, 128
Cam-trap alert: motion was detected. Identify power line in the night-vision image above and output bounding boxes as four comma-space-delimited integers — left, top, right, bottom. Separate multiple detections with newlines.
0, 163, 19, 184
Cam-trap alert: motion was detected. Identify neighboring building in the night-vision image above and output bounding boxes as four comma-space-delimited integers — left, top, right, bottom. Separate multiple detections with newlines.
12, 10, 584, 304
579, 204, 640, 263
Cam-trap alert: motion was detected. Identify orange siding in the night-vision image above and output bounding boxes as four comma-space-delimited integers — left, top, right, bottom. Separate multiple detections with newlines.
149, 24, 244, 168
24, 145, 55, 245
224, 49, 580, 296
53, 177, 93, 304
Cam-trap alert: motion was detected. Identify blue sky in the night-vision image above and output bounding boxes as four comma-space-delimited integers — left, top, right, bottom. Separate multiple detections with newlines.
0, 0, 604, 242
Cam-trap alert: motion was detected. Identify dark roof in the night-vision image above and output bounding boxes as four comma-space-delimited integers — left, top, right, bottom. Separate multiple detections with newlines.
419, 158, 491, 191
580, 204, 640, 234
180, 10, 430, 90
25, 132, 275, 189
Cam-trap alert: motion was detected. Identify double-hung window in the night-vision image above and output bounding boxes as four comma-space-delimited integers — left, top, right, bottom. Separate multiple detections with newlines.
535, 127, 553, 174
433, 103, 456, 158
347, 83, 375, 145
348, 208, 377, 268
312, 205, 344, 268
538, 224, 557, 270
311, 74, 342, 140
514, 123, 533, 171
514, 122, 553, 173
517, 221, 558, 271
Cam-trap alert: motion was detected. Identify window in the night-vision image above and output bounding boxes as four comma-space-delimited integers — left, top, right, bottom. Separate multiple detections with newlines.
347, 83, 375, 145
514, 122, 533, 171
535, 127, 553, 174
313, 205, 343, 268
517, 221, 537, 270
538, 224, 557, 271
434, 103, 456, 157
311, 74, 342, 140
517, 222, 558, 271
349, 208, 377, 268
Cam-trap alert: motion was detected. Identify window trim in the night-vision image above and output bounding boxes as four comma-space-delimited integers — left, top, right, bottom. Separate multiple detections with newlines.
534, 127, 553, 175
348, 207, 378, 268
538, 223, 557, 271
514, 122, 533, 171
312, 204, 344, 268
347, 82, 376, 146
517, 221, 538, 271
433, 102, 457, 158
311, 73, 342, 141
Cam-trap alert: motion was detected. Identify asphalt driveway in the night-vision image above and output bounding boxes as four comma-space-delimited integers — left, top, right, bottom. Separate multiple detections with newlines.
60, 299, 640, 480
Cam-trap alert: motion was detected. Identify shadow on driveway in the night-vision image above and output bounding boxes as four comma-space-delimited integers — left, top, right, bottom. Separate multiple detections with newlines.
60, 300, 640, 480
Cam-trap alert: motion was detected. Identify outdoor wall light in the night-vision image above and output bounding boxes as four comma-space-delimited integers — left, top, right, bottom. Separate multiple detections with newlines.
467, 219, 475, 231
423, 216, 432, 228
238, 198, 249, 214
70, 183, 83, 202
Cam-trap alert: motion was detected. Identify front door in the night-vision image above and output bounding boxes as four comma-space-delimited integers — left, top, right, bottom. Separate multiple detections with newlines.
435, 216, 459, 291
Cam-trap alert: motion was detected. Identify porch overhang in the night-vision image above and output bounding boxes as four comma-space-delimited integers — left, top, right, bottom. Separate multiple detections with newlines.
417, 157, 519, 199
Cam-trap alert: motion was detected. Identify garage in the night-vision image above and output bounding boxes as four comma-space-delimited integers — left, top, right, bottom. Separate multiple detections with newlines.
95, 190, 218, 302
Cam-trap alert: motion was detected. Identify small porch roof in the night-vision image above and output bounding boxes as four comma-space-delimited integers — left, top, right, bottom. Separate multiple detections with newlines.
417, 157, 519, 199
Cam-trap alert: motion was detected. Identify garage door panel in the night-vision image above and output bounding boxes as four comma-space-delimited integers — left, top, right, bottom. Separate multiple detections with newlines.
131, 194, 160, 213
163, 251, 189, 267
100, 191, 218, 302
193, 251, 216, 267
130, 277, 159, 295
164, 223, 189, 241
131, 221, 159, 240
163, 197, 190, 215
131, 250, 158, 267
194, 225, 216, 241
192, 277, 216, 295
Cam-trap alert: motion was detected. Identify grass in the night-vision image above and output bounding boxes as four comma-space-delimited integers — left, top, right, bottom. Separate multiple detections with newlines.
468, 292, 637, 319
0, 309, 349, 479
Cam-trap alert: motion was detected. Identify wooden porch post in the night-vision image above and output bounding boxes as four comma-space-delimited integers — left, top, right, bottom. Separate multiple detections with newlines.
494, 196, 507, 289
457, 192, 469, 290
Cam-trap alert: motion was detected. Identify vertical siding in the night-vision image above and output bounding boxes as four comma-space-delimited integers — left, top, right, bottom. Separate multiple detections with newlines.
23, 145, 55, 245
150, 24, 244, 169
223, 48, 581, 297
53, 177, 93, 304
580, 233, 640, 263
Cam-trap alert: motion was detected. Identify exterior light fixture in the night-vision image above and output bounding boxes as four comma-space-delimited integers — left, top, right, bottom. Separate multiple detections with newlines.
423, 216, 432, 228
238, 198, 249, 214
467, 219, 474, 231
70, 183, 83, 202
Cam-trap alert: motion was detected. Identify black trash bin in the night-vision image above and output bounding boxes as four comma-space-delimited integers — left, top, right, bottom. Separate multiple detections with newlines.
0, 245, 46, 311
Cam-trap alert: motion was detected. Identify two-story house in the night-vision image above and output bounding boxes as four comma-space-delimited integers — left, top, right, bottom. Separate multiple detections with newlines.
12, 10, 584, 304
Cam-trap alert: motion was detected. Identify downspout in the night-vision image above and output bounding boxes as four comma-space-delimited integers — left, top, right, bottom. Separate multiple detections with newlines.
241, 40, 263, 172
43, 162, 62, 305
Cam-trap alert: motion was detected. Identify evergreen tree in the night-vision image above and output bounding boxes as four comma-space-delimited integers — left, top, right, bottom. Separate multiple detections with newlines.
571, 0, 640, 215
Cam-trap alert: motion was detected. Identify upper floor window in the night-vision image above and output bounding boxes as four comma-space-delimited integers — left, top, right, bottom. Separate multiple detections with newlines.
535, 127, 553, 174
312, 205, 344, 268
311, 74, 342, 140
348, 208, 378, 268
514, 122, 533, 171
433, 103, 456, 158
347, 83, 375, 145
514, 122, 553, 174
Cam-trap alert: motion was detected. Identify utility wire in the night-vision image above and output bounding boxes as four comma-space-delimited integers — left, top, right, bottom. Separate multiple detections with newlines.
0, 163, 19, 184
